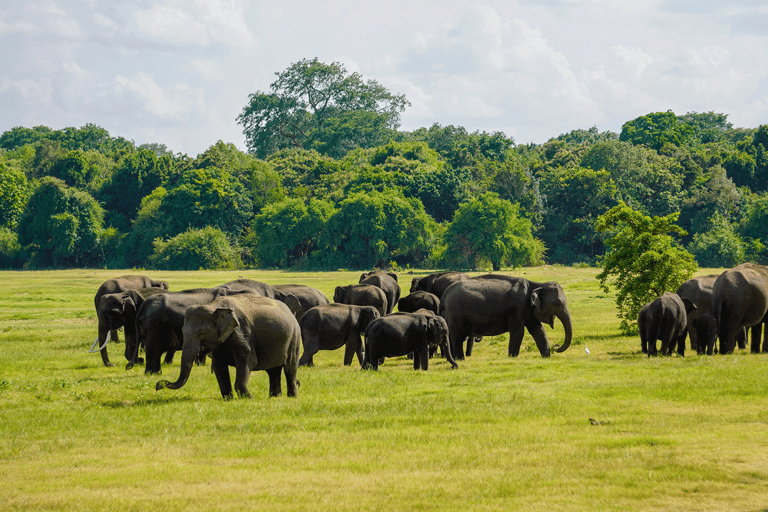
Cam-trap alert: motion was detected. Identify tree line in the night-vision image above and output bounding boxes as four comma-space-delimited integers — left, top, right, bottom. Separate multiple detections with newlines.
1, 58, 767, 271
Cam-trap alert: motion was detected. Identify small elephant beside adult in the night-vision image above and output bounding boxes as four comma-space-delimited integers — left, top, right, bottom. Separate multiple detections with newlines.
440, 274, 572, 360
359, 271, 400, 314
221, 279, 329, 321
93, 275, 169, 367
638, 292, 696, 356
711, 263, 768, 355
156, 293, 300, 399
131, 287, 251, 374
410, 271, 470, 299
397, 291, 440, 315
363, 310, 457, 371
334, 284, 388, 317
298, 304, 380, 367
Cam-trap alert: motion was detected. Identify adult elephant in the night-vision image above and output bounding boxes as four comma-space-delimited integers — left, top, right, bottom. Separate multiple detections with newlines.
359, 271, 400, 314
712, 263, 768, 354
130, 287, 248, 374
94, 288, 167, 366
638, 292, 696, 356
93, 275, 169, 367
363, 310, 457, 371
334, 284, 388, 317
298, 304, 380, 367
410, 271, 469, 299
397, 291, 440, 315
220, 280, 327, 320
156, 293, 300, 399
675, 274, 723, 353
440, 274, 572, 359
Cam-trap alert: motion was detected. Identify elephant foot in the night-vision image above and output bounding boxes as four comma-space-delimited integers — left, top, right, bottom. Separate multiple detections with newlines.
103, 362, 115, 368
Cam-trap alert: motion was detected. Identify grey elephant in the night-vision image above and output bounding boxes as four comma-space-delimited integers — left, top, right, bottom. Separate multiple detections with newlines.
131, 287, 248, 373
410, 271, 469, 299
334, 284, 388, 317
638, 292, 696, 356
363, 310, 457, 371
440, 274, 573, 359
397, 291, 440, 315
94, 288, 167, 366
675, 274, 719, 353
712, 263, 768, 354
692, 311, 719, 355
359, 270, 400, 314
298, 304, 380, 366
92, 275, 169, 367
220, 280, 328, 321
156, 293, 300, 399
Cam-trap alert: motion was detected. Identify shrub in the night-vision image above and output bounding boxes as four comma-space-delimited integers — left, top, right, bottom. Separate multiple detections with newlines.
150, 226, 242, 270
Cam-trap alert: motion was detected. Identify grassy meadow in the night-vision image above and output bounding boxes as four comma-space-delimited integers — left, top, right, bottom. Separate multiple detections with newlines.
0, 267, 766, 511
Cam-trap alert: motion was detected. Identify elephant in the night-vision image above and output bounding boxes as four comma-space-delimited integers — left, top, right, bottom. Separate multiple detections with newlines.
440, 274, 572, 359
333, 284, 388, 317
675, 274, 719, 353
93, 275, 169, 367
94, 288, 167, 366
131, 287, 249, 374
397, 291, 440, 315
410, 271, 469, 299
220, 280, 328, 321
156, 293, 300, 399
298, 304, 380, 366
712, 263, 768, 354
692, 311, 719, 355
638, 292, 696, 356
359, 270, 400, 314
362, 310, 457, 371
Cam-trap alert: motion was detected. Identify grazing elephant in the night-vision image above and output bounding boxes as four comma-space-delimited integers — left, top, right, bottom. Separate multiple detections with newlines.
220, 280, 327, 321
440, 274, 572, 359
410, 271, 469, 299
298, 304, 380, 366
94, 288, 167, 365
156, 293, 300, 399
131, 287, 247, 374
359, 271, 400, 314
93, 275, 169, 367
712, 263, 768, 354
638, 292, 696, 356
363, 310, 457, 370
334, 284, 388, 317
692, 311, 719, 355
397, 291, 440, 315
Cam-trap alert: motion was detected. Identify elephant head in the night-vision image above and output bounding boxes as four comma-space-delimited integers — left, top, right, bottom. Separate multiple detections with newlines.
333, 286, 348, 303
530, 282, 573, 353
425, 315, 457, 369
357, 306, 381, 331
97, 290, 140, 331
156, 304, 238, 392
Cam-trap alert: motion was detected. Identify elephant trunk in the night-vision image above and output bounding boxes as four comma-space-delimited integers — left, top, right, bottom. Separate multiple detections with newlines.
156, 337, 200, 391
552, 308, 573, 353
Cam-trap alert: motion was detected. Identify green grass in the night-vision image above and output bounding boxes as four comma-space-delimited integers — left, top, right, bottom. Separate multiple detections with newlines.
1, 267, 767, 511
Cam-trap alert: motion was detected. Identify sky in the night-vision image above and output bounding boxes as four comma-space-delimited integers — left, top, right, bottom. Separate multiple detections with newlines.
1, 0, 767, 157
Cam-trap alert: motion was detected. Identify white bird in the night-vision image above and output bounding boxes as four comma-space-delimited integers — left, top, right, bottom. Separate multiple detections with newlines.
585, 345, 590, 354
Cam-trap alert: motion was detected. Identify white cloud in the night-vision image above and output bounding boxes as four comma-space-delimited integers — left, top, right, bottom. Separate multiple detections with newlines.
112, 72, 206, 122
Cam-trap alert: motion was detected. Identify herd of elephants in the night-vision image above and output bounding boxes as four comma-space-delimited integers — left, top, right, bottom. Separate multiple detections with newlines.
91, 263, 764, 399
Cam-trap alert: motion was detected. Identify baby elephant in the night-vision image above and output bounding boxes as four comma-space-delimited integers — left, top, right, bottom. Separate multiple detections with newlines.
363, 310, 458, 370
638, 292, 697, 356
397, 291, 440, 315
692, 311, 718, 355
299, 304, 380, 367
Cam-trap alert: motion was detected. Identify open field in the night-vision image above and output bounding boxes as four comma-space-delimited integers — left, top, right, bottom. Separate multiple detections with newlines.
1, 267, 767, 511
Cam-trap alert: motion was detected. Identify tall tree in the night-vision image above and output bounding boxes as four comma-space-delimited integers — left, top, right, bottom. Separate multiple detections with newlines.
238, 58, 409, 158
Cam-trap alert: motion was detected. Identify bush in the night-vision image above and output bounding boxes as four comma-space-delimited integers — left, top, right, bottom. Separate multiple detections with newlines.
0, 228, 25, 268
149, 226, 242, 270
687, 214, 745, 267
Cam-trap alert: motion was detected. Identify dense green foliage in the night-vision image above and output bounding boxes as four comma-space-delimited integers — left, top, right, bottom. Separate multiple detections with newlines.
149, 226, 242, 270
1, 59, 767, 272
596, 202, 698, 334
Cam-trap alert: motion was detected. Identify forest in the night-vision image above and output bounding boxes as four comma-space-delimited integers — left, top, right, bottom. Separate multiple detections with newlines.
1, 58, 767, 271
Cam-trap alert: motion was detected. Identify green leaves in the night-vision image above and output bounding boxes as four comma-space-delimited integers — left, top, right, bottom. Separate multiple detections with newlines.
596, 202, 697, 334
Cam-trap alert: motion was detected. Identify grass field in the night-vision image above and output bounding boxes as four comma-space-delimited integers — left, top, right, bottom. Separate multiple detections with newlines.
0, 267, 766, 511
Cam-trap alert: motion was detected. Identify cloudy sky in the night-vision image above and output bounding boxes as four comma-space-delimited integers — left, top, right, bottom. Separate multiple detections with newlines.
1, 1, 767, 156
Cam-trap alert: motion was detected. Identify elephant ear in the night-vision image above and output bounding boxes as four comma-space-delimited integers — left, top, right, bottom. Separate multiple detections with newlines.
387, 272, 398, 282
530, 287, 543, 311
682, 298, 697, 315
213, 308, 238, 344
282, 293, 302, 317
122, 290, 142, 316
334, 286, 346, 303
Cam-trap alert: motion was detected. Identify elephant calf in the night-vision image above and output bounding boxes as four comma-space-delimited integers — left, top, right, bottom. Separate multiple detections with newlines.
638, 292, 696, 356
397, 291, 440, 315
299, 304, 380, 367
363, 311, 457, 371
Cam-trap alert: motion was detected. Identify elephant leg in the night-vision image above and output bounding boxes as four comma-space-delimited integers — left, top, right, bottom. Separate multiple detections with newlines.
413, 349, 421, 370
299, 341, 317, 367
675, 333, 686, 356
266, 367, 281, 397
284, 365, 298, 398
355, 336, 365, 366
762, 324, 768, 353
164, 350, 175, 365
750, 323, 762, 354
233, 363, 252, 398
211, 357, 233, 400
110, 328, 120, 344
688, 326, 697, 353
418, 345, 429, 370
737, 328, 747, 350
343, 335, 357, 366
508, 323, 527, 357
525, 321, 551, 358
466, 336, 475, 356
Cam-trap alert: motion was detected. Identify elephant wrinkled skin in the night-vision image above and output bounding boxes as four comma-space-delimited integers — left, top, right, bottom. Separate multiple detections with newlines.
712, 263, 768, 354
638, 292, 696, 356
